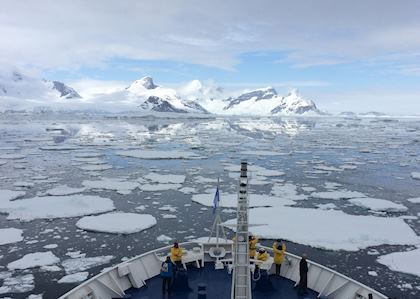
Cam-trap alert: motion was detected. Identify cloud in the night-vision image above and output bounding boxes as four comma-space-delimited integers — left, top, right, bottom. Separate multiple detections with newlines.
1, 0, 420, 72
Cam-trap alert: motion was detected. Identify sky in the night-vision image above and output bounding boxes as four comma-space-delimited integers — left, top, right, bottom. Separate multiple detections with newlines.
1, 0, 420, 114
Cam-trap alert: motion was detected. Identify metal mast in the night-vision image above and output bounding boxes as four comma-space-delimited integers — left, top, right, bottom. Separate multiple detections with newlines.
232, 161, 251, 299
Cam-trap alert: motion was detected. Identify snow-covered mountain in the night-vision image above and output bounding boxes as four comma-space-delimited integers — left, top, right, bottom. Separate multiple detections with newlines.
188, 85, 321, 116
0, 71, 81, 100
98, 76, 209, 113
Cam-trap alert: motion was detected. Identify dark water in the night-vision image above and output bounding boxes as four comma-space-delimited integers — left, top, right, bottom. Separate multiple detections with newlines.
0, 113, 419, 298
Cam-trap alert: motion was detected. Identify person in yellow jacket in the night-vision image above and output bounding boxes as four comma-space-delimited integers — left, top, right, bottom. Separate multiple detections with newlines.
272, 239, 286, 277
249, 235, 258, 258
256, 248, 269, 262
170, 242, 183, 268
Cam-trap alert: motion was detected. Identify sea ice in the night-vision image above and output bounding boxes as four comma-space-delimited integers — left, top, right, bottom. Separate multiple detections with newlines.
0, 228, 23, 245
76, 212, 157, 234
271, 183, 307, 201
0, 189, 25, 202
0, 195, 115, 221
311, 190, 366, 200
61, 256, 114, 274
78, 164, 112, 171
377, 247, 420, 277
316, 203, 337, 210
83, 178, 139, 194
0, 154, 25, 160
144, 173, 186, 184
349, 197, 408, 212
411, 172, 420, 180
43, 244, 58, 249
140, 183, 182, 191
58, 272, 89, 283
223, 206, 420, 251
0, 274, 34, 294
407, 197, 420, 204
192, 192, 296, 208
157, 234, 172, 242
45, 185, 85, 196
7, 251, 60, 270
116, 149, 199, 159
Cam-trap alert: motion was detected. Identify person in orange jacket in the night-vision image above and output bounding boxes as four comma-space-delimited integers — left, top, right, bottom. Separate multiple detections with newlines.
170, 242, 183, 269
272, 239, 286, 277
249, 235, 258, 258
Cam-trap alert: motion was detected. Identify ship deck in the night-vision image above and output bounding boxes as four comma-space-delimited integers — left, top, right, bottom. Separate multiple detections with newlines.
126, 262, 318, 299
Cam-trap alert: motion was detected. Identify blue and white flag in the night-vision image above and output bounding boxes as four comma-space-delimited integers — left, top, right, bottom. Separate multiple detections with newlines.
212, 180, 220, 214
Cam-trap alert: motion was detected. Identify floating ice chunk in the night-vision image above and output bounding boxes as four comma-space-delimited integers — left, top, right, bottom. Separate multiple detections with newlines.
162, 214, 177, 219
271, 183, 307, 201
58, 272, 89, 283
144, 173, 186, 184
311, 190, 366, 200
178, 187, 197, 194
135, 205, 146, 211
158, 205, 177, 212
43, 244, 58, 249
0, 160, 7, 166
82, 178, 139, 194
116, 149, 199, 159
316, 203, 337, 210
76, 212, 156, 234
349, 197, 408, 212
13, 181, 35, 188
192, 237, 233, 244
61, 255, 114, 274
313, 165, 343, 172
377, 247, 420, 277
407, 197, 420, 204
140, 183, 182, 191
7, 251, 60, 270
192, 192, 295, 208
45, 185, 85, 196
157, 234, 172, 242
223, 206, 420, 251
0, 195, 115, 221
193, 176, 219, 183
410, 172, 420, 180
0, 190, 25, 202
41, 265, 61, 272
0, 154, 25, 160
324, 182, 342, 190
0, 228, 23, 245
301, 186, 316, 192
27, 294, 43, 299
78, 164, 112, 171
368, 271, 378, 276
0, 274, 34, 294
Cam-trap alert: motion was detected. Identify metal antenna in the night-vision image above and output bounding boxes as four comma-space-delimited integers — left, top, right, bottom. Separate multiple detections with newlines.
232, 161, 252, 299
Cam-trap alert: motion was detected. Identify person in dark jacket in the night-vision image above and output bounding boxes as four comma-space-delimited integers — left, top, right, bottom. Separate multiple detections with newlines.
160, 256, 174, 294
298, 253, 308, 295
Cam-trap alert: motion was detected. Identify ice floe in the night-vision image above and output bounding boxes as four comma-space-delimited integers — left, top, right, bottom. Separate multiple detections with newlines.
223, 206, 420, 251
83, 178, 139, 194
140, 183, 182, 191
411, 172, 420, 180
377, 247, 420, 277
144, 172, 186, 184
0, 189, 25, 201
271, 183, 307, 201
157, 234, 172, 242
192, 192, 296, 208
311, 190, 366, 200
0, 153, 26, 160
45, 185, 85, 196
407, 197, 420, 204
0, 228, 23, 245
116, 149, 199, 159
0, 195, 115, 221
0, 274, 34, 294
76, 212, 157, 234
61, 255, 114, 274
58, 272, 89, 284
78, 164, 112, 171
43, 244, 58, 249
349, 197, 408, 212
8, 251, 60, 270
